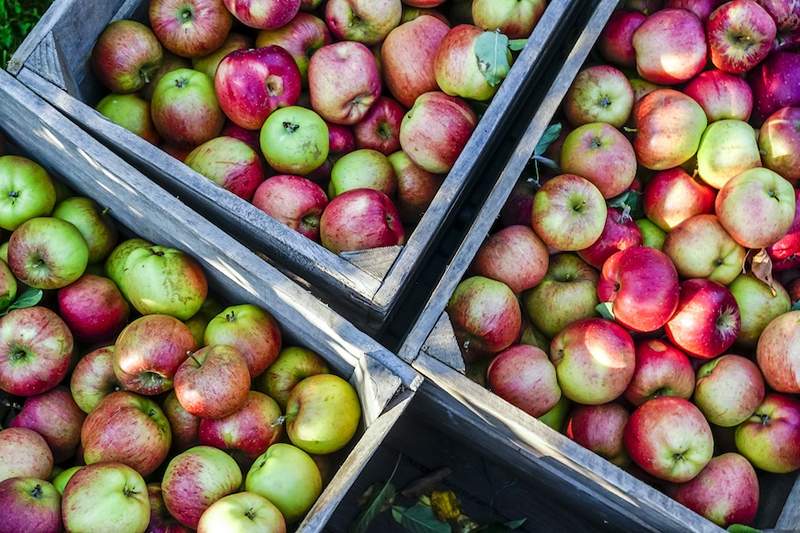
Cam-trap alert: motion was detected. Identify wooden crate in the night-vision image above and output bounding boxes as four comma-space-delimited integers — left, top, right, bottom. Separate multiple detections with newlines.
396, 2, 800, 531
8, 0, 584, 334
0, 66, 423, 532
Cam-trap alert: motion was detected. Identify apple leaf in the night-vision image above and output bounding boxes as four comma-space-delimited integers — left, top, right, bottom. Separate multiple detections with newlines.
392, 504, 452, 533
596, 302, 615, 320
350, 455, 401, 533
475, 31, 512, 88
508, 39, 528, 52
608, 190, 644, 221
2, 287, 43, 315
750, 249, 777, 296
534, 123, 562, 157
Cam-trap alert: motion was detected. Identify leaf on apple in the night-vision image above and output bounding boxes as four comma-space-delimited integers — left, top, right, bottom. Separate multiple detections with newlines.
596, 302, 615, 320
534, 123, 562, 158
392, 503, 452, 533
475, 31, 512, 88
750, 249, 777, 297
608, 190, 644, 221
2, 287, 43, 315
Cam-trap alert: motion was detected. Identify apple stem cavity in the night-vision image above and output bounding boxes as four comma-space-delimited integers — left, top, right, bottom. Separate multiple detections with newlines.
245, 508, 257, 521
30, 484, 43, 499
283, 122, 300, 134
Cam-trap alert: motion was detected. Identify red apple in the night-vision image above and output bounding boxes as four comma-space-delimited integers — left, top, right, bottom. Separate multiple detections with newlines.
10, 386, 85, 462
199, 391, 283, 460
70, 346, 120, 414
684, 70, 754, 122
81, 391, 172, 476
381, 15, 449, 107
0, 428, 52, 483
486, 345, 560, 417
221, 122, 260, 151
151, 68, 225, 147
113, 314, 197, 395
185, 137, 265, 200
472, 225, 548, 294
325, 0, 402, 44
532, 174, 607, 251
735, 393, 800, 472
353, 97, 405, 155
624, 340, 694, 406
57, 274, 130, 343
748, 50, 800, 123
0, 477, 62, 533
388, 151, 443, 224
665, 279, 741, 359
566, 403, 629, 466
695, 354, 765, 427
563, 66, 635, 128
643, 168, 716, 231
174, 345, 251, 419
768, 189, 800, 270
759, 106, 800, 183
625, 397, 713, 482
499, 180, 536, 228
149, 0, 232, 58
665, 0, 721, 21
92, 20, 164, 94
663, 215, 746, 285
707, 0, 777, 74
223, 0, 300, 29
252, 175, 328, 241
0, 307, 73, 397
204, 304, 282, 378
319, 188, 405, 253
215, 46, 302, 130
599, 10, 646, 68
435, 24, 509, 101
672, 453, 759, 527
578, 208, 642, 269
756, 310, 800, 392
164, 391, 200, 452
447, 276, 521, 361
632, 9, 707, 84
255, 13, 331, 82
560, 122, 636, 199
147, 483, 192, 533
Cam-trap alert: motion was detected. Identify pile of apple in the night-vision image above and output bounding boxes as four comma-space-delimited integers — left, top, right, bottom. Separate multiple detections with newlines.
0, 153, 363, 532
89, 0, 545, 255
447, 0, 800, 527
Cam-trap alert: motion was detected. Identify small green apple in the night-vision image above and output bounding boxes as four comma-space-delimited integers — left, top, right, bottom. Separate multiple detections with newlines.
96, 94, 159, 144
53, 197, 118, 264
636, 218, 666, 250
0, 156, 56, 231
260, 106, 329, 175
255, 346, 329, 409
52, 465, 82, 495
729, 274, 791, 346
329, 149, 396, 197
538, 396, 571, 432
104, 238, 151, 292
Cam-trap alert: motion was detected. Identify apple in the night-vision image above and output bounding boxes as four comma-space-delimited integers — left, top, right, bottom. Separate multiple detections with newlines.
624, 339, 694, 406
91, 20, 164, 93
684, 70, 754, 122
285, 374, 361, 454
353, 97, 405, 155
500, 180, 536, 228
0, 477, 61, 533
147, 483, 191, 533
308, 42, 381, 125
252, 175, 328, 241
757, 310, 800, 392
663, 215, 746, 285
151, 68, 225, 147
52, 466, 81, 495
0, 156, 56, 231
260, 106, 329, 174
401, 6, 448, 23
471, 0, 545, 38
435, 24, 510, 101
736, 393, 800, 472
696, 120, 761, 189
381, 15, 449, 108
633, 89, 708, 170
325, 0, 402, 44
579, 210, 642, 271
564, 66, 634, 128
215, 47, 302, 130
759, 106, 800, 182
204, 304, 282, 378
114, 314, 196, 395
472, 225, 548, 294
186, 137, 265, 200
695, 354, 765, 428
566, 403, 629, 466
319, 188, 406, 253
665, 0, 721, 20
118, 244, 208, 320
52, 196, 118, 264
70, 346, 119, 413
707, 0, 777, 74
82, 391, 172, 476
61, 463, 150, 533
599, 10, 646, 68
632, 9, 707, 84
245, 443, 321, 523
538, 396, 570, 431
399, 91, 477, 173
10, 386, 85, 462
769, 189, 800, 269
197, 491, 285, 533
523, 253, 599, 338
388, 150, 442, 224
749, 51, 800, 125
255, 346, 329, 409
672, 453, 758, 527
162, 446, 242, 528
142, 52, 191, 100
192, 32, 250, 79
0, 260, 16, 315
223, 0, 300, 29
0, 306, 73, 397
730, 274, 791, 346
329, 149, 396, 198
255, 13, 331, 82
560, 123, 636, 199
487, 345, 560, 417
174, 345, 251, 419
531, 174, 607, 251
716, 167, 796, 248
96, 93, 160, 144
643, 168, 716, 231
757, 0, 800, 31
598, 247, 679, 332
222, 122, 260, 151
0, 428, 52, 482
57, 274, 129, 343
446, 276, 521, 360
164, 391, 200, 452
666, 279, 741, 359
199, 391, 283, 460
8, 217, 89, 289
149, 0, 232, 58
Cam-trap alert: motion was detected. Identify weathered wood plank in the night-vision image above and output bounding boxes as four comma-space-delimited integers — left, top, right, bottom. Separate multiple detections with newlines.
418, 312, 464, 372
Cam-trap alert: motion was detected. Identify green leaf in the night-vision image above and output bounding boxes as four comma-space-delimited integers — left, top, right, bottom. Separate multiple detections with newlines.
3, 288, 43, 315
508, 39, 528, 52
392, 504, 452, 533
474, 31, 512, 87
596, 302, 615, 320
350, 455, 402, 533
608, 190, 644, 220
727, 525, 761, 533
534, 123, 562, 157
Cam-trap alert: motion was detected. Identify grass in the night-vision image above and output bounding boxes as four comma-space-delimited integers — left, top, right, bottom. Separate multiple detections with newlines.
1, 0, 53, 67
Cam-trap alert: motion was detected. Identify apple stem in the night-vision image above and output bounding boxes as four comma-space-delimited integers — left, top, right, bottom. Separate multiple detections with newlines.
273, 415, 286, 427
189, 355, 201, 366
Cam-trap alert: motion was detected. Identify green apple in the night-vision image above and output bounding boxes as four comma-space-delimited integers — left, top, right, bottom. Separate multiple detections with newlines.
329, 149, 396, 197
193, 33, 251, 79
52, 465, 82, 495
696, 120, 761, 189
472, 0, 546, 39
184, 297, 224, 346
538, 395, 570, 432
197, 492, 285, 533
0, 259, 17, 312
635, 218, 666, 250
61, 462, 149, 533
96, 94, 159, 144
0, 156, 56, 231
519, 319, 549, 354
104, 238, 151, 291
245, 443, 322, 523
255, 346, 329, 409
120, 245, 208, 320
260, 106, 329, 175
285, 374, 361, 455
0, 241, 8, 262
53, 196, 118, 264
729, 274, 791, 346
